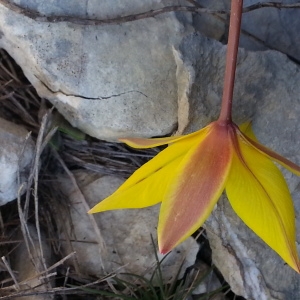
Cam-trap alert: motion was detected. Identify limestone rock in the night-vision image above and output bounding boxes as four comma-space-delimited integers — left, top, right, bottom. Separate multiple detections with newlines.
194, 0, 300, 61
241, 0, 300, 60
56, 171, 199, 282
0, 0, 193, 141
0, 117, 34, 205
192, 0, 230, 42
175, 32, 300, 299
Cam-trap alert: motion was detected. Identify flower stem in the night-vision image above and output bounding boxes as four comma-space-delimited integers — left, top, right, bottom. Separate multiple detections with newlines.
218, 0, 243, 123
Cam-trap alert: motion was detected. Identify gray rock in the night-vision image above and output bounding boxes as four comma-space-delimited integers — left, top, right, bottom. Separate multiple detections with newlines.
192, 0, 230, 42
56, 171, 199, 282
0, 0, 193, 141
194, 0, 300, 61
175, 32, 300, 299
0, 118, 34, 205
241, 0, 300, 60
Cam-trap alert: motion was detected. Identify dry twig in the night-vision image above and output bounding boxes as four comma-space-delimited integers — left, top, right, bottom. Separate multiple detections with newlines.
1, 256, 19, 290
51, 149, 106, 271
0, 0, 299, 26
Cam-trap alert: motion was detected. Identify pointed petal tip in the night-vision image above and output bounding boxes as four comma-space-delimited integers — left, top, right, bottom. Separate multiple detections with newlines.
119, 135, 185, 149
293, 259, 300, 274
88, 202, 108, 214
87, 207, 96, 214
158, 246, 170, 255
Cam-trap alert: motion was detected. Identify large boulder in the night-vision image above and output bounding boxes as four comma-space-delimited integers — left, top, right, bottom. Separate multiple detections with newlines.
0, 0, 194, 141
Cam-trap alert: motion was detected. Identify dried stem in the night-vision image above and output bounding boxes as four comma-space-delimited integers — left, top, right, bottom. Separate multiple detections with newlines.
218, 0, 243, 123
1, 256, 20, 290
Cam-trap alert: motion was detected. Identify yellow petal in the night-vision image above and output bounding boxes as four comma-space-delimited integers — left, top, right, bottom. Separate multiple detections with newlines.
226, 134, 300, 272
88, 155, 182, 213
238, 121, 300, 175
158, 123, 233, 253
119, 127, 208, 149
238, 130, 300, 176
89, 127, 210, 213
238, 121, 258, 142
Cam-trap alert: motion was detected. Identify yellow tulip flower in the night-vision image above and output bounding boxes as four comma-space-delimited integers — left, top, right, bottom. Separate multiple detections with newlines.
89, 0, 300, 273
89, 120, 300, 273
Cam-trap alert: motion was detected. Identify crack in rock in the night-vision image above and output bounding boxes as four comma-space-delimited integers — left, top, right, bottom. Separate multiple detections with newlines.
36, 75, 149, 100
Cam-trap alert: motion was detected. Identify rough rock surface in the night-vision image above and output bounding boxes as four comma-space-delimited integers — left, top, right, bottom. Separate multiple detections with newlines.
0, 117, 34, 205
194, 0, 300, 61
241, 0, 300, 60
56, 171, 199, 281
0, 0, 193, 141
175, 32, 300, 299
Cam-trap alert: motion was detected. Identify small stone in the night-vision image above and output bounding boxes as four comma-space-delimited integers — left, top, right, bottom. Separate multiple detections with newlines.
0, 118, 34, 205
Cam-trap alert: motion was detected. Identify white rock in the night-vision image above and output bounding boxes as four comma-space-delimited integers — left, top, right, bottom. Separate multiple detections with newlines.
175, 32, 300, 299
0, 0, 193, 141
56, 171, 199, 282
0, 118, 34, 205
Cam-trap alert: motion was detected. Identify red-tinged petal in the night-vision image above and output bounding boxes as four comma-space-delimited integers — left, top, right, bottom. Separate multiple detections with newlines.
89, 126, 210, 213
119, 127, 209, 149
158, 122, 233, 253
238, 130, 300, 176
226, 133, 300, 273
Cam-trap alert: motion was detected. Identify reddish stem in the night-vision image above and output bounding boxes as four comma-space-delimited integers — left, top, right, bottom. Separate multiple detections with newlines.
218, 0, 243, 123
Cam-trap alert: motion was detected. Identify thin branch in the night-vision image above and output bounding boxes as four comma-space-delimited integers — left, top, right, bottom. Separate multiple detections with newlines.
51, 149, 107, 272
0, 1, 224, 24
0, 252, 76, 292
243, 2, 300, 13
33, 112, 49, 273
1, 256, 20, 290
0, 0, 299, 26
0, 275, 114, 299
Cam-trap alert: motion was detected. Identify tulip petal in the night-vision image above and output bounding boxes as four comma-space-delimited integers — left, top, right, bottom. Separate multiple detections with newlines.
89, 127, 209, 213
239, 131, 300, 176
158, 124, 233, 253
119, 127, 208, 149
226, 134, 300, 272
88, 155, 182, 213
238, 121, 258, 142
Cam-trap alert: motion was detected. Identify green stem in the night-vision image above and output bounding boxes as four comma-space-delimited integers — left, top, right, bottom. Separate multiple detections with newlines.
218, 0, 243, 123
